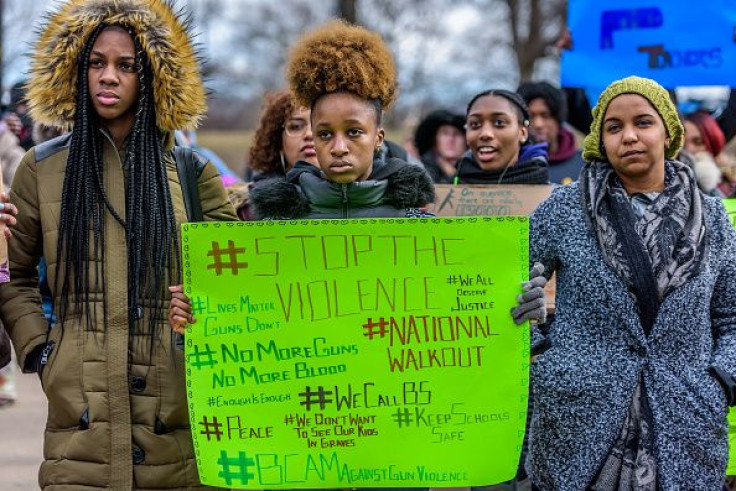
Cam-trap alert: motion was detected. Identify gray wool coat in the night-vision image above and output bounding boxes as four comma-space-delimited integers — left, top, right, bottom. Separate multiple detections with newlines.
527, 182, 736, 490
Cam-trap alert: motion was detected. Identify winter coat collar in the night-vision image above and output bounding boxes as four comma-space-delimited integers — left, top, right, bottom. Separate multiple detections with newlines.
550, 126, 578, 164
251, 158, 435, 220
454, 144, 550, 184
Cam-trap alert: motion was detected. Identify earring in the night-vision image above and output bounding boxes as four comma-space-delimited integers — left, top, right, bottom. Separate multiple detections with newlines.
279, 151, 287, 172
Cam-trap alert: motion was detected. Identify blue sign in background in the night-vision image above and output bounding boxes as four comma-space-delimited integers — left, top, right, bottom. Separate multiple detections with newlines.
562, 0, 736, 89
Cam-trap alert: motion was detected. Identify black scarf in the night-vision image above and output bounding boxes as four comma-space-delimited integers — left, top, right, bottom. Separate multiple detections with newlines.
454, 146, 550, 184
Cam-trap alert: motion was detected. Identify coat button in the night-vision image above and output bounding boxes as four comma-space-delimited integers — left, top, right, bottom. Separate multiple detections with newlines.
132, 445, 145, 465
129, 376, 146, 393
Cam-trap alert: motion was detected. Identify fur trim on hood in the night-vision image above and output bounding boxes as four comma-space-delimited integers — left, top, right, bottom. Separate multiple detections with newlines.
28, 0, 206, 130
250, 179, 311, 220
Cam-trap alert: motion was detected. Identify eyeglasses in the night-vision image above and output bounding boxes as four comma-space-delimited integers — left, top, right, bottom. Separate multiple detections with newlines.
283, 119, 311, 137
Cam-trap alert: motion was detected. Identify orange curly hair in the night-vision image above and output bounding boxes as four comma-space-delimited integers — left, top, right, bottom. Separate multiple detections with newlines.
248, 91, 295, 174
286, 20, 397, 111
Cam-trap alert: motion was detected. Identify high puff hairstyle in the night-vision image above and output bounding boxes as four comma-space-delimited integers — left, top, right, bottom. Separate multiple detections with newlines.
286, 20, 397, 123
248, 91, 296, 174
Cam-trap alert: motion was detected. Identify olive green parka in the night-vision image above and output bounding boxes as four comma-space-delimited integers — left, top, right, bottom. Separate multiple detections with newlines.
0, 0, 237, 488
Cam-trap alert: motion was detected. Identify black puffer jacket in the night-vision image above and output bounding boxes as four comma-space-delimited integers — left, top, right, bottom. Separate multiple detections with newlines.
251, 157, 435, 220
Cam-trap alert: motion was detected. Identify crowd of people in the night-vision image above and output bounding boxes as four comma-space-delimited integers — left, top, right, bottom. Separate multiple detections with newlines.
0, 0, 735, 490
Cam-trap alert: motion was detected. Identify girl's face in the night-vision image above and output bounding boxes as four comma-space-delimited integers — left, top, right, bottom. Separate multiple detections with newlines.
465, 95, 527, 171
684, 120, 708, 155
312, 92, 384, 184
602, 94, 668, 187
435, 124, 466, 161
281, 106, 317, 169
87, 27, 140, 132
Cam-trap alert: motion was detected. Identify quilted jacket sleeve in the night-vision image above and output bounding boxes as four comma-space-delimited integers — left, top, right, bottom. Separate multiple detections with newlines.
198, 161, 238, 222
0, 151, 49, 371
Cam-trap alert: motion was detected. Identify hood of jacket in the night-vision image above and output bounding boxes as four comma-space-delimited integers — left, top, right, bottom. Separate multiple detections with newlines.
251, 158, 435, 220
550, 126, 579, 164
27, 0, 205, 131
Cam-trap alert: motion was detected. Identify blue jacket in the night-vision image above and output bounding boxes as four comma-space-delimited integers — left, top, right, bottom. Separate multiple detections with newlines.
528, 183, 736, 490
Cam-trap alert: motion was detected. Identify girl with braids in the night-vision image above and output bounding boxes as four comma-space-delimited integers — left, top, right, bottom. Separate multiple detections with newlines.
0, 1, 236, 489
454, 89, 550, 185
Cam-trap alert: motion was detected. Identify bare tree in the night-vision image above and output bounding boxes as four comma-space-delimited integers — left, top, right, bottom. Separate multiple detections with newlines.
336, 0, 358, 24
2, 0, 48, 88
504, 0, 564, 81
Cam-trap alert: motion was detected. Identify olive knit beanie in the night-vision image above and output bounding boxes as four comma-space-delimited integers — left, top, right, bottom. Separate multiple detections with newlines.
582, 76, 683, 163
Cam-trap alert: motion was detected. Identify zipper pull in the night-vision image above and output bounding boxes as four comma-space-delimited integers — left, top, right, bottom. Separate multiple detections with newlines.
341, 184, 348, 202
40, 342, 55, 366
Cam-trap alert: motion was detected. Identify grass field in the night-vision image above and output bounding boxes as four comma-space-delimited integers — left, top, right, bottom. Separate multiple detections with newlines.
198, 129, 408, 179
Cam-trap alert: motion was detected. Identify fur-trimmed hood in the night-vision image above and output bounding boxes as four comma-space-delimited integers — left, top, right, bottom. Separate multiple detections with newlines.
27, 0, 206, 130
251, 159, 435, 220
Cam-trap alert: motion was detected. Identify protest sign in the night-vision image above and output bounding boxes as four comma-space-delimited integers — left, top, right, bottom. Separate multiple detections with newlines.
432, 184, 553, 217
562, 0, 736, 88
182, 218, 530, 488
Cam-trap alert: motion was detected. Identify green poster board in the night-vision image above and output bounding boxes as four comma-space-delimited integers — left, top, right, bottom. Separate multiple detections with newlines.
182, 218, 530, 489
723, 199, 736, 475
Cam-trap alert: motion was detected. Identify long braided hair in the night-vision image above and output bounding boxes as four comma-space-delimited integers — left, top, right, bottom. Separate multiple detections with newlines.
55, 24, 180, 342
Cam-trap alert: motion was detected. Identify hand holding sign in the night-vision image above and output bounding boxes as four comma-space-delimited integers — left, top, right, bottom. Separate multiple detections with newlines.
169, 284, 195, 334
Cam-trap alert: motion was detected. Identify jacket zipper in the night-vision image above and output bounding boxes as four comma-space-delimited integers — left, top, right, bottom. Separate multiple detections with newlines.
38, 341, 56, 389
341, 184, 349, 218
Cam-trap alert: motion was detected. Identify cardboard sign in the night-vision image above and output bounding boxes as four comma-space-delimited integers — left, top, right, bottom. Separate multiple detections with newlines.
563, 0, 736, 88
182, 218, 530, 488
432, 184, 553, 217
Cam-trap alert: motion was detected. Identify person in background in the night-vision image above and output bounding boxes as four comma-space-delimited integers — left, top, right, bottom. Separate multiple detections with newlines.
0, 121, 26, 194
4, 80, 35, 151
682, 111, 736, 197
454, 89, 549, 185
235, 90, 318, 219
518, 81, 584, 185
413, 109, 467, 183
246, 90, 318, 181
528, 76, 736, 490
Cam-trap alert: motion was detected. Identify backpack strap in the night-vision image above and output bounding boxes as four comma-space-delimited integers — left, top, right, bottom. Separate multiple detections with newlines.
173, 146, 206, 222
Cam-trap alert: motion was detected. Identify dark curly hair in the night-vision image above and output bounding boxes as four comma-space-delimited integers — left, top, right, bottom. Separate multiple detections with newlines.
286, 20, 397, 112
248, 91, 296, 174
